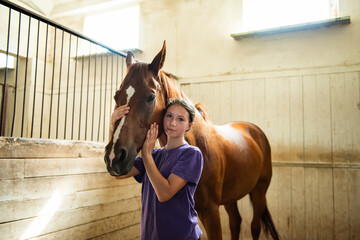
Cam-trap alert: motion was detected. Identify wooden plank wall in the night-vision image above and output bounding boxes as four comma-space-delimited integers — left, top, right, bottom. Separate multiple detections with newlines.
0, 137, 141, 240
180, 65, 360, 240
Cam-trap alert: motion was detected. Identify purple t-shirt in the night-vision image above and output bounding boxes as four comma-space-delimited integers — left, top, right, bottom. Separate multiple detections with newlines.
133, 143, 204, 240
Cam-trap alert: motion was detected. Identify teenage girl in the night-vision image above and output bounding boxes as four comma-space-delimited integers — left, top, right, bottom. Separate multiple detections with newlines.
110, 98, 203, 240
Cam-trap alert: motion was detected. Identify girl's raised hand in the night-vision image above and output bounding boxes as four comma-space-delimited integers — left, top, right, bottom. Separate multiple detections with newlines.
109, 104, 130, 136
142, 123, 158, 158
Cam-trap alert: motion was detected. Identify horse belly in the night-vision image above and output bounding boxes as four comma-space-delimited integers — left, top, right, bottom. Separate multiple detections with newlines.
220, 148, 263, 204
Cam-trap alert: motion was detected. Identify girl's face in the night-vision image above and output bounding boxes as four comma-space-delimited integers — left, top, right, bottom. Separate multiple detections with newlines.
163, 104, 192, 139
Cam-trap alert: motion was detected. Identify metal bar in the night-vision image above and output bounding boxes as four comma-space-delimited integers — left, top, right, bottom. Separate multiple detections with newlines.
116, 55, 119, 91
121, 56, 124, 84
64, 34, 72, 139
0, 0, 126, 57
103, 53, 109, 141
110, 53, 114, 118
1, 8, 11, 136
31, 19, 40, 138
56, 30, 64, 139
71, 37, 79, 140
85, 43, 91, 140
91, 50, 97, 141
21, 16, 31, 137
78, 46, 85, 140
97, 53, 103, 142
48, 27, 57, 138
11, 12, 22, 136
1, 86, 9, 134
40, 23, 49, 138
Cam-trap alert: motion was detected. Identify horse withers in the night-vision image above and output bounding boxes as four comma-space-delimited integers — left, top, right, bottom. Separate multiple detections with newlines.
104, 41, 280, 240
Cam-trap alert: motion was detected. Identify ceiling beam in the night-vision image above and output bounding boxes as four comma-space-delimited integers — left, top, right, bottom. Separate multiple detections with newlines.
16, 0, 54, 16
50, 0, 138, 18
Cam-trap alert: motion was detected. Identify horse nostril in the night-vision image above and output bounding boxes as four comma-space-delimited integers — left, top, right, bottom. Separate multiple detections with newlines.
118, 147, 128, 163
112, 147, 128, 165
111, 147, 128, 175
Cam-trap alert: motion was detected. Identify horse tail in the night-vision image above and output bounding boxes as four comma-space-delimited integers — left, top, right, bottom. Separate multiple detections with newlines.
261, 205, 281, 240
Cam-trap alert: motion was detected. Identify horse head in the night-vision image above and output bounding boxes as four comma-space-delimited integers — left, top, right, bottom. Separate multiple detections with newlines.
104, 41, 181, 176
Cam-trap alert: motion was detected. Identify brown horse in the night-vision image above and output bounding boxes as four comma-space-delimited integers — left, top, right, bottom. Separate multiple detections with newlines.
104, 41, 280, 240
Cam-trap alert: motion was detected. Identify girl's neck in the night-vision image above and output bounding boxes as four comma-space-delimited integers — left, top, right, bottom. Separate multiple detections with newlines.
165, 137, 186, 150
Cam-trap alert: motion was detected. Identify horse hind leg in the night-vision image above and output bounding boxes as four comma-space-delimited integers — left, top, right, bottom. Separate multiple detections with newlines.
249, 190, 264, 240
249, 183, 280, 240
224, 202, 242, 240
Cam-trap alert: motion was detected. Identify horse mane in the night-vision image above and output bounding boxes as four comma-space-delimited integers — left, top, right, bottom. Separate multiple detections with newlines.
159, 70, 210, 122
195, 103, 210, 121
162, 71, 180, 81
159, 70, 185, 101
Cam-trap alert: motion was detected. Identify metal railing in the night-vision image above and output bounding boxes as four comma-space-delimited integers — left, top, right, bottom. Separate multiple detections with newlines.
0, 0, 126, 142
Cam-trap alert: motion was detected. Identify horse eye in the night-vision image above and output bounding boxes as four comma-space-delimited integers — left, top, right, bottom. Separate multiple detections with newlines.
146, 94, 155, 102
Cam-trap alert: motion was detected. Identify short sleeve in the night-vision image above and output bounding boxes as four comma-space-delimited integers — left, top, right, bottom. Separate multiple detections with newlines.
133, 156, 145, 183
171, 147, 203, 185
133, 148, 161, 183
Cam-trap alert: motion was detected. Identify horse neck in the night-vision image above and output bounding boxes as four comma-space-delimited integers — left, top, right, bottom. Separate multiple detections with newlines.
188, 111, 216, 148
158, 72, 216, 147
159, 71, 185, 100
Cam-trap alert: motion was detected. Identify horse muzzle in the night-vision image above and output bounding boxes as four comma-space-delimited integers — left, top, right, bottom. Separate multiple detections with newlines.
104, 146, 135, 176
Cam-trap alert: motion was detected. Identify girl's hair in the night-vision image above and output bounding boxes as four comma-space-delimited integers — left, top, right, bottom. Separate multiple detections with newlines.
165, 98, 196, 123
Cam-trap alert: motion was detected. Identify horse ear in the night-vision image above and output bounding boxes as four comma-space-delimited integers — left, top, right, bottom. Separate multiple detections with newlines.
149, 41, 166, 76
126, 51, 136, 68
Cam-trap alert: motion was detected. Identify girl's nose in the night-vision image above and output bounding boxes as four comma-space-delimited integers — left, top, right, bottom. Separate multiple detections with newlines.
170, 119, 176, 126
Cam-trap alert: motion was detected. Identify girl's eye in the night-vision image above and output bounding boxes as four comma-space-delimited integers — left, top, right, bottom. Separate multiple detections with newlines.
166, 114, 172, 118
178, 118, 184, 122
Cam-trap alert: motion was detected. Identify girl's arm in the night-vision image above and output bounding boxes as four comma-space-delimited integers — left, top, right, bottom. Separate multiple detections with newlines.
115, 166, 140, 179
142, 123, 187, 202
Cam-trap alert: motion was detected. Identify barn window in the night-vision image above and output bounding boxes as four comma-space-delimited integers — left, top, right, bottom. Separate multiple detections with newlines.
83, 5, 139, 52
241, 0, 339, 32
231, 0, 349, 39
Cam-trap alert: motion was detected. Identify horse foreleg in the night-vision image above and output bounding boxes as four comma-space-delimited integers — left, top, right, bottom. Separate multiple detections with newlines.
224, 202, 242, 240
198, 205, 222, 240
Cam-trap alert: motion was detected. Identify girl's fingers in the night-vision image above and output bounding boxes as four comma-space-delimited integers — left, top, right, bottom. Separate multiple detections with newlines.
146, 123, 157, 140
110, 105, 130, 129
152, 123, 157, 138
114, 106, 130, 118
118, 106, 130, 114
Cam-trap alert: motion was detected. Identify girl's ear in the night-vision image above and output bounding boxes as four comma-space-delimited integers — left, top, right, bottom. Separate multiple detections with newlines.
186, 122, 194, 132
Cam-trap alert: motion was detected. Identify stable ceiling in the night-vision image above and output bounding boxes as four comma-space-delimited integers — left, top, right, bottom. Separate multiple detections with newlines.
9, 0, 137, 18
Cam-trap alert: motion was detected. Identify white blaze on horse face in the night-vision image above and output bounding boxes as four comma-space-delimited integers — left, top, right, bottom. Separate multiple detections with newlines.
109, 85, 135, 166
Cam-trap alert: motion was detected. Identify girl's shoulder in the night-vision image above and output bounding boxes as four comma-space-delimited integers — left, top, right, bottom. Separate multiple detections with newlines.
180, 144, 203, 159
184, 144, 202, 153
151, 147, 163, 157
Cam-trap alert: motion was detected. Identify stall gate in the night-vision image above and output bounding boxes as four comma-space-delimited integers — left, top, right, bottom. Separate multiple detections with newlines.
0, 0, 126, 142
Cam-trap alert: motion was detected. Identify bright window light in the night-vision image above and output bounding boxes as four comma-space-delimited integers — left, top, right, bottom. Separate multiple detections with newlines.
83, 5, 139, 51
242, 0, 339, 32
20, 190, 62, 239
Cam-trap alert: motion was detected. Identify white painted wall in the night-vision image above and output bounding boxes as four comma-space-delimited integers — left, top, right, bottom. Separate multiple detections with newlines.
137, 0, 359, 79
